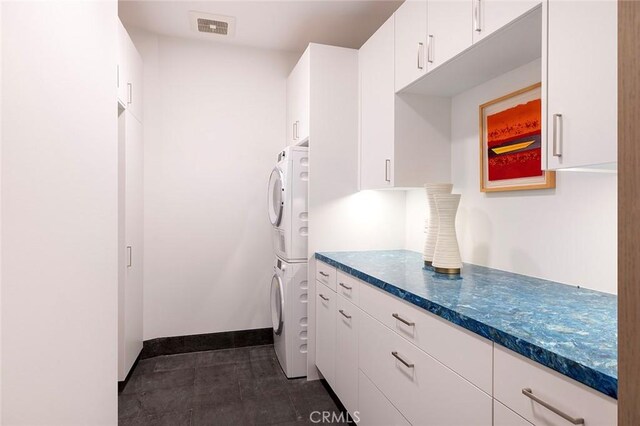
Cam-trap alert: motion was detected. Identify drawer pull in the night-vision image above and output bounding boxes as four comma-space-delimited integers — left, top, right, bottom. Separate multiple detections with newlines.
392, 313, 415, 326
391, 351, 414, 368
319, 294, 330, 301
319, 271, 329, 277
339, 309, 351, 319
521, 388, 584, 425
338, 282, 352, 290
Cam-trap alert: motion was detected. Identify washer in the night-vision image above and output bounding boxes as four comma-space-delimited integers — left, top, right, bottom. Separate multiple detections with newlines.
267, 146, 308, 263
270, 257, 308, 378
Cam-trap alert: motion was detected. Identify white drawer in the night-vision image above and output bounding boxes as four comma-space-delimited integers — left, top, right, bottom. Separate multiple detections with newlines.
358, 370, 410, 426
494, 399, 532, 426
359, 281, 493, 394
336, 270, 360, 305
316, 261, 337, 291
359, 311, 492, 426
494, 345, 617, 426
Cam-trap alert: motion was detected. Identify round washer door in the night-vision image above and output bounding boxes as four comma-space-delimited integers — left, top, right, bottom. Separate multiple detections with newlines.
270, 274, 284, 336
267, 168, 284, 227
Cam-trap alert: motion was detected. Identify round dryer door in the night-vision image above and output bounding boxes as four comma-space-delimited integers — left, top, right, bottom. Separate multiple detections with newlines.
267, 168, 284, 227
270, 274, 284, 336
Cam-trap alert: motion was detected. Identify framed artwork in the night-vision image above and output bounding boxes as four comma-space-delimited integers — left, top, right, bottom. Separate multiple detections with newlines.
479, 83, 555, 192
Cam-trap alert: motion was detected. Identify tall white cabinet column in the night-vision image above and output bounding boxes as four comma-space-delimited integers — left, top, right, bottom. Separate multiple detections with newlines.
117, 19, 144, 382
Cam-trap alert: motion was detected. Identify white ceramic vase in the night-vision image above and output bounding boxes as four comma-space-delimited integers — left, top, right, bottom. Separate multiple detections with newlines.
432, 193, 462, 274
423, 183, 453, 266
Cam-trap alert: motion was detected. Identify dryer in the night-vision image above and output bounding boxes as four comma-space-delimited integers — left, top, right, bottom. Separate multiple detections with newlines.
267, 146, 308, 263
270, 257, 308, 378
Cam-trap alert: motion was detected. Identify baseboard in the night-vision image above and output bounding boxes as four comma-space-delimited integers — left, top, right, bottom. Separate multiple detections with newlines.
118, 351, 142, 394
140, 327, 273, 359
319, 379, 355, 423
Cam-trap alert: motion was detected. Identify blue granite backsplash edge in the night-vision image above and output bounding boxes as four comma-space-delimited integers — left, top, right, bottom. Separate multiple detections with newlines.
315, 252, 618, 399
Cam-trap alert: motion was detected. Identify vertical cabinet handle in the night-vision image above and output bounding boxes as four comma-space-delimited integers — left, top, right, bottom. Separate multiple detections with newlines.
474, 0, 482, 32
296, 121, 300, 140
553, 113, 563, 157
293, 122, 297, 141
127, 246, 132, 268
417, 42, 424, 70
127, 83, 132, 105
385, 159, 391, 183
427, 35, 435, 64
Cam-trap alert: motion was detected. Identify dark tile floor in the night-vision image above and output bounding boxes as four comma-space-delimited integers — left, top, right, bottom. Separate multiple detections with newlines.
119, 345, 347, 425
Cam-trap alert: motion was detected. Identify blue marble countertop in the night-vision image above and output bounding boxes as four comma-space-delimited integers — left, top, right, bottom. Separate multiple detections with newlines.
315, 250, 617, 399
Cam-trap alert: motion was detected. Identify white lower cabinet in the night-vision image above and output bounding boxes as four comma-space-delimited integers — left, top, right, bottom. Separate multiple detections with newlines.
314, 261, 617, 425
493, 400, 532, 426
359, 280, 492, 394
358, 370, 410, 426
334, 296, 359, 416
494, 345, 617, 426
315, 281, 336, 386
359, 310, 492, 426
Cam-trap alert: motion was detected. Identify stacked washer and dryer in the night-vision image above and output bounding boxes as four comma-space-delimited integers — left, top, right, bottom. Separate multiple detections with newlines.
267, 146, 309, 378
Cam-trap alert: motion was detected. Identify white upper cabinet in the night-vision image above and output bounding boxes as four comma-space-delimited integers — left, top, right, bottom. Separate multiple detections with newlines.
117, 20, 129, 107
117, 19, 143, 123
360, 16, 395, 189
360, 15, 452, 190
394, 1, 427, 91
287, 49, 310, 144
472, 0, 541, 44
426, 1, 473, 71
545, 0, 617, 170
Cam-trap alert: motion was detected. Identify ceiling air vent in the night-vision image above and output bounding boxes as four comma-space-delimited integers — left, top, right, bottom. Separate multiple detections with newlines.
189, 11, 236, 37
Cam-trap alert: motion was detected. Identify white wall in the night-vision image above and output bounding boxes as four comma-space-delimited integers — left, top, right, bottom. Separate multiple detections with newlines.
405, 59, 617, 294
128, 29, 298, 340
2, 2, 118, 424
0, 2, 3, 419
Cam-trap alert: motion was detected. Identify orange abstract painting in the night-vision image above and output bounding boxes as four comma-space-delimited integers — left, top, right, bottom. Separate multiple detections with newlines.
486, 98, 542, 181
479, 83, 555, 192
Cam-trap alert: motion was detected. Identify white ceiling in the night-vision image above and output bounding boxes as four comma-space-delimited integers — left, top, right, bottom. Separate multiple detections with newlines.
119, 0, 403, 53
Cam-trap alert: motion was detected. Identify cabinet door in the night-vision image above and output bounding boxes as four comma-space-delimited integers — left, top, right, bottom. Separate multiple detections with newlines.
545, 0, 617, 169
334, 297, 359, 415
358, 370, 410, 426
126, 34, 143, 123
117, 19, 129, 106
287, 49, 310, 144
426, 1, 473, 71
360, 16, 394, 190
472, 0, 540, 44
394, 0, 427, 91
287, 59, 300, 145
315, 283, 336, 386
296, 50, 310, 142
122, 111, 144, 379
